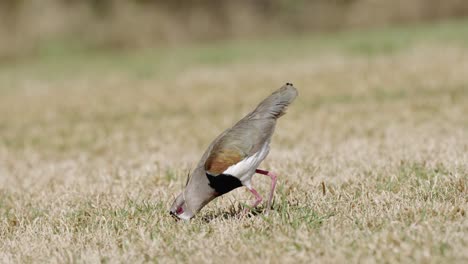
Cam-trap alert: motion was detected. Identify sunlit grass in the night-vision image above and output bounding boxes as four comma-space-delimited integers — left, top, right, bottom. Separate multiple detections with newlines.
0, 20, 467, 263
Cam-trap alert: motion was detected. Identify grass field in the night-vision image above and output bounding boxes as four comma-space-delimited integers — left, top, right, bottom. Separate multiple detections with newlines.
1, 19, 467, 263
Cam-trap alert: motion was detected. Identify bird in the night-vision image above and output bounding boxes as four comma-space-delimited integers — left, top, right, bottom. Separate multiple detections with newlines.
169, 83, 298, 220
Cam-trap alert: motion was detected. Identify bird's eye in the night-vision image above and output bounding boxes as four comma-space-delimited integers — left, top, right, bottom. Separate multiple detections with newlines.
176, 206, 184, 214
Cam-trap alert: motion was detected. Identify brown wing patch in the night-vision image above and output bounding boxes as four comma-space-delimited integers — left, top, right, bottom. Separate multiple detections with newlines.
205, 148, 244, 176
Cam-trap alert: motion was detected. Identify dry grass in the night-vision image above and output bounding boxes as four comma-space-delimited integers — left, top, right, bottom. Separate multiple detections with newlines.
0, 21, 467, 263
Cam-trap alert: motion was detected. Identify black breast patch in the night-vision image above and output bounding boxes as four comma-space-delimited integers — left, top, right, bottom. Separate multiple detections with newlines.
206, 173, 243, 196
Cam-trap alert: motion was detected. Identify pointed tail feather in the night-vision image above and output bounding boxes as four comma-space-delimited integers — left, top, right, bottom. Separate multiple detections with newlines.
248, 83, 298, 120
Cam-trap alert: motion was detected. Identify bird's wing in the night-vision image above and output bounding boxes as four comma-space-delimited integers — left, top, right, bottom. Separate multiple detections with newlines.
204, 142, 247, 176
203, 123, 271, 178
203, 83, 297, 177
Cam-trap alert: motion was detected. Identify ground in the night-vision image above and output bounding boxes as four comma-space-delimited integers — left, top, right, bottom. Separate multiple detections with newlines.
0, 20, 467, 263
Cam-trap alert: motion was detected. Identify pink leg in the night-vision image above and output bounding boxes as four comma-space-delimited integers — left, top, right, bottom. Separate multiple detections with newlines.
255, 169, 278, 210
247, 187, 263, 209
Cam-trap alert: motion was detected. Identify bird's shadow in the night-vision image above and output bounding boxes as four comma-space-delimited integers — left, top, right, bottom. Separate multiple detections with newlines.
200, 205, 268, 223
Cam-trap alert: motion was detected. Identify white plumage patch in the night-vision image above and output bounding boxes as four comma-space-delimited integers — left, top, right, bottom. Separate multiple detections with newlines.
223, 143, 270, 184
177, 211, 192, 221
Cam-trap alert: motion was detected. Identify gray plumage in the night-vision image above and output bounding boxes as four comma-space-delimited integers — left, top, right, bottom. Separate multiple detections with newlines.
170, 83, 298, 220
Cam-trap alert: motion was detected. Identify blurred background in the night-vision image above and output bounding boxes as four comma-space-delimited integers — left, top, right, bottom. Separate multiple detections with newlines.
1, 2, 468, 262
1, 0, 468, 60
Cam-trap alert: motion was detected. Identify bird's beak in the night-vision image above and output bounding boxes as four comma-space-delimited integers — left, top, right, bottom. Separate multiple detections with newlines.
169, 210, 180, 220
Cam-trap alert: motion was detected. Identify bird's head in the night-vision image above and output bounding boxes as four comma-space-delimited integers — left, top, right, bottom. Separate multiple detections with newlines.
169, 167, 216, 220
169, 192, 194, 220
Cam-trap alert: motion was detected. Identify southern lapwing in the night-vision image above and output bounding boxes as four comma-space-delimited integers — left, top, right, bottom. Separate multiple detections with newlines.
170, 83, 298, 220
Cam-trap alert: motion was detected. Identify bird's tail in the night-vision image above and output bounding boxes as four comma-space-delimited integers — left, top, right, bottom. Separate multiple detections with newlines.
248, 83, 298, 120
